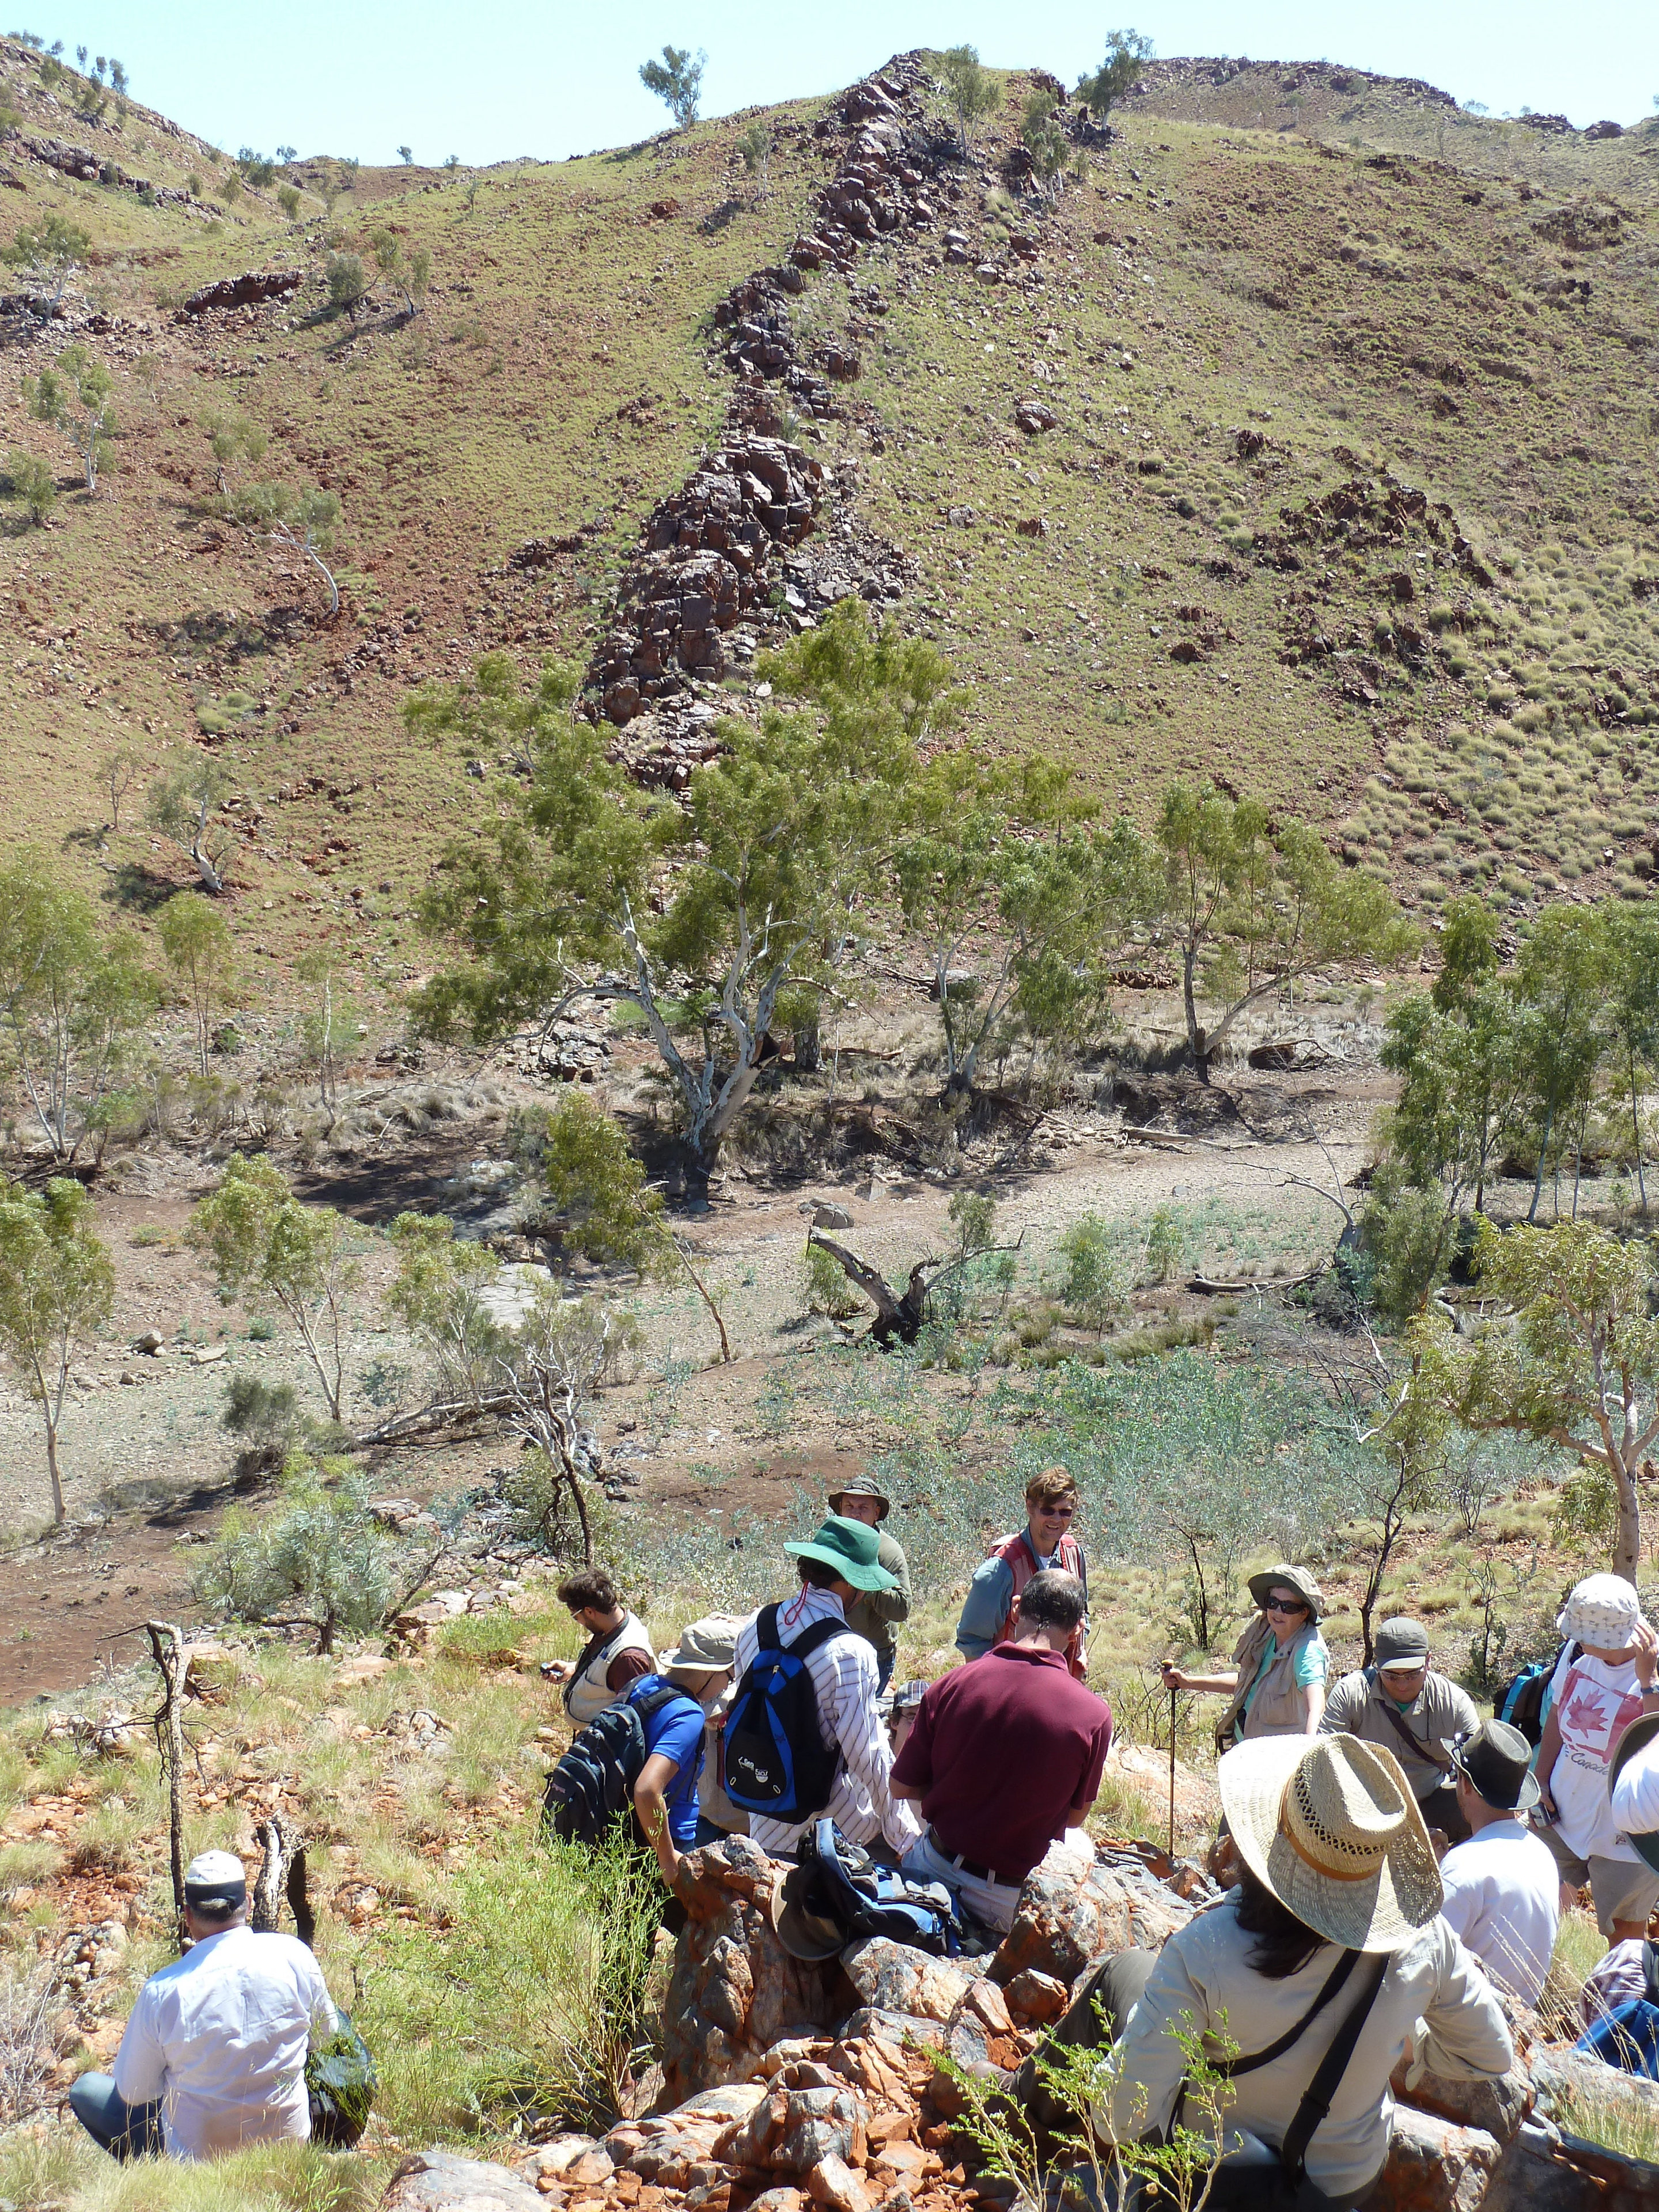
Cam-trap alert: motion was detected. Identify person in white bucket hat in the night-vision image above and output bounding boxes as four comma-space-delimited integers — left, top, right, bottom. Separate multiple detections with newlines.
1536, 1574, 1659, 1939
1065, 1735, 1512, 2206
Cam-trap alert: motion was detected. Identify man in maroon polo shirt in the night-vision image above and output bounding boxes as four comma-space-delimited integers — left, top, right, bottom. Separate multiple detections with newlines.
890, 1569, 1111, 1931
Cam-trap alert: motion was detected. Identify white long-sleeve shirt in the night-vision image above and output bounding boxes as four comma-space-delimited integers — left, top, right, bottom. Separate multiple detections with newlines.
1101, 1900, 1513, 2201
1437, 1819, 1561, 2006
733, 1589, 921, 1856
112, 1925, 337, 2159
1609, 1724, 1659, 1846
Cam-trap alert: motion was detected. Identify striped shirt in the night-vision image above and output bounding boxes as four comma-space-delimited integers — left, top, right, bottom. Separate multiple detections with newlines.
733, 1588, 922, 1856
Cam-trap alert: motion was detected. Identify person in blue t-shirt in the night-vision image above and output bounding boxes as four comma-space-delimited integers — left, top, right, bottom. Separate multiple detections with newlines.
627, 1673, 706, 1891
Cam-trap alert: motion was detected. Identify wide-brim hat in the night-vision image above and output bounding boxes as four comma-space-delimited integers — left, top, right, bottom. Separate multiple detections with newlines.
827, 1475, 890, 1522
1559, 1574, 1641, 1651
1219, 1733, 1442, 1954
1610, 1711, 1659, 1874
1450, 1718, 1540, 1815
1247, 1563, 1324, 1622
658, 1613, 744, 1676
770, 1861, 845, 1961
784, 1514, 896, 1593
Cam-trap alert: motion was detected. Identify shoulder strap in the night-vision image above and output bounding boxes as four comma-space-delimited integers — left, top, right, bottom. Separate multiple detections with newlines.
628, 1683, 684, 1725
1214, 1949, 1360, 2079
787, 1614, 854, 1661
1279, 1953, 1390, 2184
1374, 1686, 1452, 1775
756, 1603, 781, 1652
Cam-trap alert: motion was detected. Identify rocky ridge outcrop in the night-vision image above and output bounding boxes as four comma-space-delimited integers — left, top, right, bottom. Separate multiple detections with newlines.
584, 56, 943, 774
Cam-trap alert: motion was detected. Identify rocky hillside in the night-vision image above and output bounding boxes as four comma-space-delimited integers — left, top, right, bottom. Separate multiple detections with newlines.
1, 39, 1657, 990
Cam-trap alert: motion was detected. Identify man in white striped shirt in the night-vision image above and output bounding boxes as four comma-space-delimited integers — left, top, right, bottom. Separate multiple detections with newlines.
732, 1516, 922, 1860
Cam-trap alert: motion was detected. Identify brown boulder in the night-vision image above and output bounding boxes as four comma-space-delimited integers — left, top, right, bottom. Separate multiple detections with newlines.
1373, 2107, 1501, 2211
661, 1839, 849, 2102
990, 1844, 1197, 1990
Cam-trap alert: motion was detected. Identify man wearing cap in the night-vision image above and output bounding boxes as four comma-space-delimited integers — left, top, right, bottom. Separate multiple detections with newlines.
730, 1516, 921, 1860
70, 1850, 338, 2162
891, 1569, 1111, 1932
1162, 1565, 1329, 1746
1436, 1720, 1562, 2007
1320, 1618, 1480, 1844
658, 1613, 749, 1843
826, 1476, 911, 1692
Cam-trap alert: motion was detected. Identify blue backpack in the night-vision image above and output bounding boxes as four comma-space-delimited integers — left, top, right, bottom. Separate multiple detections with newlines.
724, 1604, 850, 1822
798, 1819, 963, 1956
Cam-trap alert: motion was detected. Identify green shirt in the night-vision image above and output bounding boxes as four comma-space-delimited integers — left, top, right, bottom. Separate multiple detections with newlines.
842, 1530, 912, 1658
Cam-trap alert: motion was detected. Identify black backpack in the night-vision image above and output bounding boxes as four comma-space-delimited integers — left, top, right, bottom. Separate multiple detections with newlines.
1494, 1639, 1578, 1747
724, 1604, 851, 1823
541, 1682, 689, 1847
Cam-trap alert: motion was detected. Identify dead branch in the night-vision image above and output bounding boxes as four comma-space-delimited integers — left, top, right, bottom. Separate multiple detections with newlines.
145, 1621, 188, 1951
1187, 1266, 1324, 1295
807, 1229, 1025, 1347
252, 1814, 312, 1946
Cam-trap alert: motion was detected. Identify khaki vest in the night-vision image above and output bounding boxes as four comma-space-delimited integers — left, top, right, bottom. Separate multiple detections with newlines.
1217, 1614, 1321, 1748
564, 1611, 656, 1726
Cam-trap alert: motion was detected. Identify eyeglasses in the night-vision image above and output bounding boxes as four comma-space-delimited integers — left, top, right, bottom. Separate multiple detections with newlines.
1037, 1505, 1077, 1520
1264, 1598, 1308, 1616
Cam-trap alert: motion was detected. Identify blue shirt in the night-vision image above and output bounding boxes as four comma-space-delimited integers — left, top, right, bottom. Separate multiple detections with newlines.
630, 1676, 706, 1847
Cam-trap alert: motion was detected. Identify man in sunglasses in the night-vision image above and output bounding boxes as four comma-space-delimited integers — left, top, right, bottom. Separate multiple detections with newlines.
956, 1467, 1090, 1680
1320, 1616, 1480, 1843
1162, 1564, 1328, 1748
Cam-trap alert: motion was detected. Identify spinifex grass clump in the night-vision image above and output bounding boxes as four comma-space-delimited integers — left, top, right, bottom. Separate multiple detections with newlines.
353, 1829, 661, 2136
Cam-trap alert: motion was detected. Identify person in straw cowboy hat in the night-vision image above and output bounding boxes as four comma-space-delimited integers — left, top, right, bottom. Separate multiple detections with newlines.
1024, 1735, 1512, 2207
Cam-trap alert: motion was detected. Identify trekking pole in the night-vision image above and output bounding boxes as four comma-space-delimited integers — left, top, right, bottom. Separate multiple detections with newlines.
1168, 1684, 1179, 1859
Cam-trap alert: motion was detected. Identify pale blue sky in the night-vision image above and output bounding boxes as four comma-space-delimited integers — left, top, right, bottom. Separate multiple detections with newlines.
25, 0, 1657, 167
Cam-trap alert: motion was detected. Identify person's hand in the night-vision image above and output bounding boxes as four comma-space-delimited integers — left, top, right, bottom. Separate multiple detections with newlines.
1427, 1826, 1450, 1863
1537, 1785, 1558, 1825
1632, 1620, 1659, 1691
539, 1659, 574, 1684
1161, 1662, 1189, 1692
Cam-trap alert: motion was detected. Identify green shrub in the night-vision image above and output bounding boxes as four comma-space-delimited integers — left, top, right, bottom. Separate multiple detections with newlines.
354, 1829, 661, 2135
803, 1240, 861, 1318
3, 448, 57, 525
1056, 1213, 1128, 1334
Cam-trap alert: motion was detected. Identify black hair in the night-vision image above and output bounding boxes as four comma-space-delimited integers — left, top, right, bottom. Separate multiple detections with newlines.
1018, 1568, 1087, 1633
797, 1556, 845, 1591
1233, 1860, 1328, 1980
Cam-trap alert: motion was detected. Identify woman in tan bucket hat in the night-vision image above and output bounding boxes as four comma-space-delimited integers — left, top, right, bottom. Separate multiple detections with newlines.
1084, 1735, 1513, 2206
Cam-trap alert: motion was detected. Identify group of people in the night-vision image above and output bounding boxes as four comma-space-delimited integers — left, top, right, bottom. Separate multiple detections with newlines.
73, 1458, 1659, 2194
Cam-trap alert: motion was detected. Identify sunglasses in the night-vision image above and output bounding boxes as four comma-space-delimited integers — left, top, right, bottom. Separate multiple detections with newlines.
1265, 1597, 1309, 1616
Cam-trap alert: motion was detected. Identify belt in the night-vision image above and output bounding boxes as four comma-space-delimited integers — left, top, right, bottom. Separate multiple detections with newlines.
928, 1826, 1018, 1889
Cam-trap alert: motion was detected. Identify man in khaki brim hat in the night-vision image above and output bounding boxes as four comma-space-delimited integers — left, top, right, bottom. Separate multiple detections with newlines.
658, 1615, 750, 1845
1163, 1563, 1330, 1749
825, 1476, 911, 1692
1085, 1734, 1513, 2206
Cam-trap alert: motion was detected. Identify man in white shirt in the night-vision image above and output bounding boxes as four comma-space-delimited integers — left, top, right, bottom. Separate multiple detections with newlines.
729, 1517, 921, 1860
70, 1850, 338, 2161
1437, 1719, 1560, 2008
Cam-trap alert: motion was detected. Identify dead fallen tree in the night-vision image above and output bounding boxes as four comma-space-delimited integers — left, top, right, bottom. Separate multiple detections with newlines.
806, 1228, 1022, 1347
